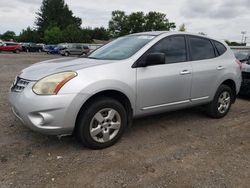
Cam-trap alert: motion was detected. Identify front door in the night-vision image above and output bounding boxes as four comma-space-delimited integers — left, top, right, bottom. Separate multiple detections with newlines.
136, 35, 192, 114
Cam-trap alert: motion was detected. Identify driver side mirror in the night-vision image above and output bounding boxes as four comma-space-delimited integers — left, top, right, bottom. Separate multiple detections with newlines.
141, 53, 165, 67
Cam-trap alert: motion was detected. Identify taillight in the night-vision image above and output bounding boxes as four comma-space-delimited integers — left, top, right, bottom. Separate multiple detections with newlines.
235, 59, 242, 71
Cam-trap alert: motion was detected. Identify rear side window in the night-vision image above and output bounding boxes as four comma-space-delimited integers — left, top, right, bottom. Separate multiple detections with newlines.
149, 36, 187, 64
6, 43, 17, 46
75, 45, 82, 49
213, 41, 227, 56
189, 37, 215, 61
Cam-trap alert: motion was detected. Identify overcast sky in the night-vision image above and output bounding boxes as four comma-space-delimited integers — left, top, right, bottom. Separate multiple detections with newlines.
0, 0, 249, 42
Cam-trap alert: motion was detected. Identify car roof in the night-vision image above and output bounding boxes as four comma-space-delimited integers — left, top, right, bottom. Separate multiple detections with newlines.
5, 42, 19, 44
130, 31, 167, 36
129, 31, 227, 46
130, 31, 210, 36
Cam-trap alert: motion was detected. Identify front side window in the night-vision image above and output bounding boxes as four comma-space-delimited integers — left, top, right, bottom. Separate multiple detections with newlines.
88, 35, 155, 60
189, 37, 215, 61
148, 36, 187, 64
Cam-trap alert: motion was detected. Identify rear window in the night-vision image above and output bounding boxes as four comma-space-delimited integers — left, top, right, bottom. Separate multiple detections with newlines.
213, 41, 227, 56
189, 36, 215, 61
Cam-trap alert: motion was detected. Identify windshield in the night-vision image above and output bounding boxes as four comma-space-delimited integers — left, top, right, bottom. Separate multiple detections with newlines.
233, 50, 250, 60
88, 35, 155, 60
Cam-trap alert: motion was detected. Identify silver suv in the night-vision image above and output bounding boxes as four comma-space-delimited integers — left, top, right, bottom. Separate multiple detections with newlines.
9, 32, 242, 149
60, 43, 90, 56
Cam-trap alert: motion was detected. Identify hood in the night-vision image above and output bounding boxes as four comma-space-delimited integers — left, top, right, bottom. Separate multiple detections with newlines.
20, 57, 116, 80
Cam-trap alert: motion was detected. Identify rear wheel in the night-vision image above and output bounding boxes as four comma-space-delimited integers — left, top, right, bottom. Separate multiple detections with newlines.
206, 85, 233, 118
75, 97, 127, 149
14, 49, 20, 53
65, 51, 70, 56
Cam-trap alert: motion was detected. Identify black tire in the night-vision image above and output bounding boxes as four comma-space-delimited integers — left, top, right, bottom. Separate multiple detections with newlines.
75, 97, 127, 149
14, 49, 20, 54
206, 84, 234, 118
65, 51, 70, 56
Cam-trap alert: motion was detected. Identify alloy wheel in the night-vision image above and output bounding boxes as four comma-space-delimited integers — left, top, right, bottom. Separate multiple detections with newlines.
89, 108, 121, 143
217, 91, 231, 114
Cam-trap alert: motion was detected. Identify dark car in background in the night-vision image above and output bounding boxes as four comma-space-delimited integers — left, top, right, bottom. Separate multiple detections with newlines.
60, 43, 90, 56
22, 43, 43, 52
44, 44, 56, 53
232, 47, 250, 95
47, 43, 67, 54
0, 42, 22, 53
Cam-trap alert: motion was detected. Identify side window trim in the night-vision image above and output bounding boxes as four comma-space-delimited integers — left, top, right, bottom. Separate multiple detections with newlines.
133, 34, 188, 68
211, 40, 220, 57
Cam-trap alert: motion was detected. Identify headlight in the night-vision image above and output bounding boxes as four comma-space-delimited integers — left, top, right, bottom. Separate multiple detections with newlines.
33, 71, 77, 95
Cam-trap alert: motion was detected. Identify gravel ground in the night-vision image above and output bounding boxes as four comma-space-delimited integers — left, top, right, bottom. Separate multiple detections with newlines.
0, 53, 250, 188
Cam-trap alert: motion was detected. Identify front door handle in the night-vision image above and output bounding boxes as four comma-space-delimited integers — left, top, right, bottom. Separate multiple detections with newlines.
217, 66, 225, 70
180, 70, 191, 75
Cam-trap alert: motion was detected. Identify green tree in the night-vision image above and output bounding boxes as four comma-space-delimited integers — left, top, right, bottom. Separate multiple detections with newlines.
36, 0, 81, 34
108, 11, 176, 37
108, 11, 129, 37
81, 27, 93, 43
225, 40, 245, 46
91, 27, 110, 40
0, 31, 16, 41
18, 27, 40, 42
179, 23, 186, 32
144, 12, 176, 31
44, 26, 63, 44
62, 24, 83, 43
127, 12, 145, 33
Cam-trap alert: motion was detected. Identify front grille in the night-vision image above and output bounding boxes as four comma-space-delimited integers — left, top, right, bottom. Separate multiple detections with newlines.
11, 77, 30, 92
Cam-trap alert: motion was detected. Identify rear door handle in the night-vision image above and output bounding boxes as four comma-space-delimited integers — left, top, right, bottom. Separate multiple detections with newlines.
217, 66, 225, 70
180, 70, 191, 75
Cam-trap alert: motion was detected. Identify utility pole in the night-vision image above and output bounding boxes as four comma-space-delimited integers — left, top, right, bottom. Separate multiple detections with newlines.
241, 31, 246, 44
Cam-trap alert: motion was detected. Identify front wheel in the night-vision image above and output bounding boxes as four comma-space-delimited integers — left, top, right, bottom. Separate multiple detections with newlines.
75, 97, 127, 149
206, 85, 234, 118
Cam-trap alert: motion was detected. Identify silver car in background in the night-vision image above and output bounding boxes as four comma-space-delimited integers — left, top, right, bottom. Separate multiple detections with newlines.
9, 31, 242, 149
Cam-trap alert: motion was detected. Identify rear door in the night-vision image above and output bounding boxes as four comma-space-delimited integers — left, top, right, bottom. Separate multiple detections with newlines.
136, 35, 192, 114
69, 44, 76, 54
187, 36, 222, 101
74, 44, 83, 55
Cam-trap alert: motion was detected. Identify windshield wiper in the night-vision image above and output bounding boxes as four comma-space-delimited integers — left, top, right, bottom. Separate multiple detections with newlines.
86, 56, 102, 60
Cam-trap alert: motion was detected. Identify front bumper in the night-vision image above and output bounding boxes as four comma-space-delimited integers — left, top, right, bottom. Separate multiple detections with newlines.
9, 82, 86, 135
